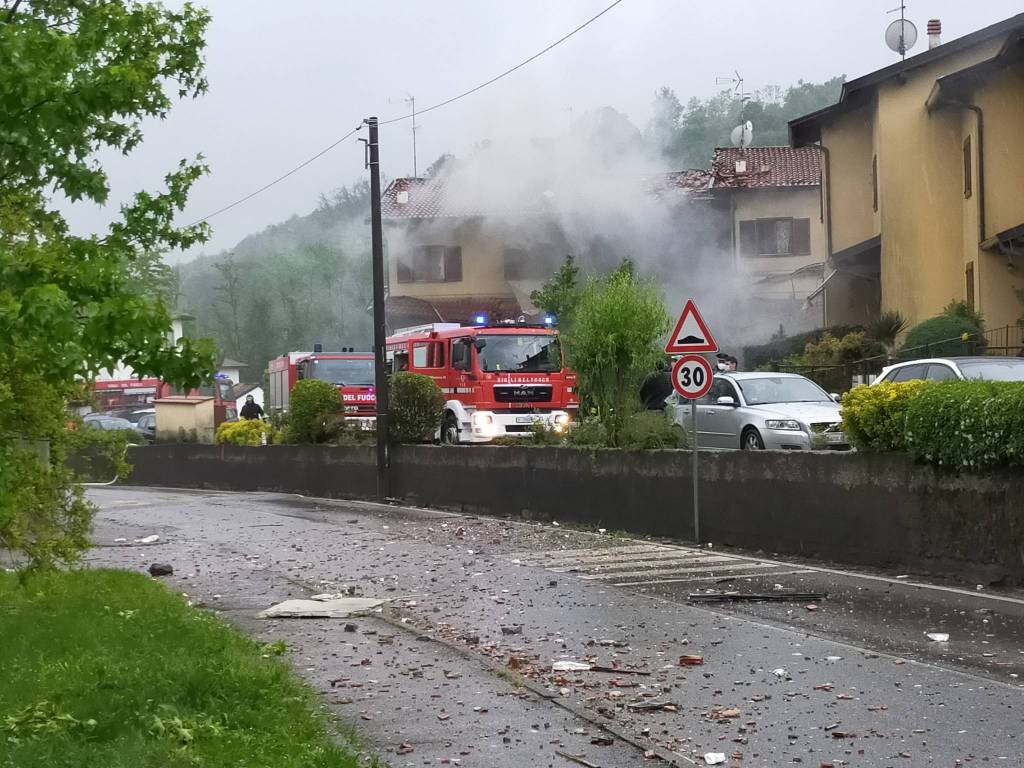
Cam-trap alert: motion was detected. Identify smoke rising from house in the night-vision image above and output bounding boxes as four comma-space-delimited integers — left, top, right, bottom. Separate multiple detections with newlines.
392, 107, 809, 350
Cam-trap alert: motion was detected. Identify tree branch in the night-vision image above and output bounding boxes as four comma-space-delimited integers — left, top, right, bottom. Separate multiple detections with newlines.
5, 0, 23, 23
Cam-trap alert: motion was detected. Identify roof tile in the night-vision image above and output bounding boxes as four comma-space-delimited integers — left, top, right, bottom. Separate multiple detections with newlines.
711, 146, 820, 189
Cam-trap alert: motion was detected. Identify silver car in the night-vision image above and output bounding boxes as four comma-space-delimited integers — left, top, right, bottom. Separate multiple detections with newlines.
874, 356, 1024, 383
670, 372, 848, 451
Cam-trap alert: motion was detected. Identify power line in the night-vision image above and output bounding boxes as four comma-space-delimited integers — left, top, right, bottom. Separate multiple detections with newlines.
188, 0, 627, 225
379, 0, 626, 126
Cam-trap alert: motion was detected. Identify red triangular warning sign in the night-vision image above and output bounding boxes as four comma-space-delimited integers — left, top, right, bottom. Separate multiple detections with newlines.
665, 299, 718, 354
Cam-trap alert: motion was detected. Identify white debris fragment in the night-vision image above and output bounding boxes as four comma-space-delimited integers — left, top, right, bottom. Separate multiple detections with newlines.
826, 656, 843, 662
926, 632, 950, 642
704, 753, 726, 765
134, 535, 159, 544
552, 661, 592, 672
257, 597, 385, 619
114, 537, 127, 543
772, 668, 787, 678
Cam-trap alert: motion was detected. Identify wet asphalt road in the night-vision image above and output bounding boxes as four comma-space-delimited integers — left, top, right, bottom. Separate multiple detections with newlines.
86, 487, 1024, 767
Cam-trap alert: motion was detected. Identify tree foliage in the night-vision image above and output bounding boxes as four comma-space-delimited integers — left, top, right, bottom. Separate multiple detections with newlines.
568, 269, 669, 446
0, 0, 215, 569
647, 76, 845, 168
530, 255, 581, 333
284, 379, 342, 444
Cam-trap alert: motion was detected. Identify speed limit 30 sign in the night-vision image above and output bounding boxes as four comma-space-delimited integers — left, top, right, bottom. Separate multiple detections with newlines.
671, 354, 713, 400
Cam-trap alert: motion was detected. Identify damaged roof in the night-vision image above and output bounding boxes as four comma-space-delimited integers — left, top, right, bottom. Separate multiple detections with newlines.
710, 146, 820, 189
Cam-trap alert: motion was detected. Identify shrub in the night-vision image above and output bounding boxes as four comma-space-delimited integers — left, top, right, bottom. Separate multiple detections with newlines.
564, 419, 608, 448
840, 381, 925, 452
868, 310, 908, 350
901, 314, 983, 357
904, 380, 1024, 468
389, 372, 445, 444
618, 410, 688, 450
285, 379, 342, 444
215, 419, 275, 446
64, 425, 137, 481
942, 299, 985, 331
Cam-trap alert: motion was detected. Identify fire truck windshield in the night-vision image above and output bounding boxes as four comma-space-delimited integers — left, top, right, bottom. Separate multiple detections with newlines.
309, 358, 375, 386
477, 334, 561, 373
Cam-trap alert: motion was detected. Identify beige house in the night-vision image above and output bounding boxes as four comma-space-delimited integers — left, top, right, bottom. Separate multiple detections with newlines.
710, 146, 827, 332
790, 13, 1024, 336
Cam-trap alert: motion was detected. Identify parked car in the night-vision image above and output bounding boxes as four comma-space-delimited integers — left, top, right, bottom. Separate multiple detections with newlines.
133, 410, 156, 442
874, 356, 1024, 383
669, 372, 848, 451
84, 415, 135, 432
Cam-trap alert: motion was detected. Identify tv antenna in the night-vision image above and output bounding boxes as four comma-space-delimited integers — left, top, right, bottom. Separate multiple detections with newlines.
390, 94, 419, 176
716, 71, 750, 102
885, 3, 917, 59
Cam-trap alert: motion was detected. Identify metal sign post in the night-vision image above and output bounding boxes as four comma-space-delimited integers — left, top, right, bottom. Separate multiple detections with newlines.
666, 301, 718, 545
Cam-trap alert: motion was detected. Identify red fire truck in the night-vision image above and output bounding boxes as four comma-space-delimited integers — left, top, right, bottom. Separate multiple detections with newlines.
268, 350, 377, 426
386, 321, 577, 443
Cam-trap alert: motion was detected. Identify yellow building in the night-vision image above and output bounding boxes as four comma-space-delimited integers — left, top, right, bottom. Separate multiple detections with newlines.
710, 146, 827, 332
790, 13, 1024, 335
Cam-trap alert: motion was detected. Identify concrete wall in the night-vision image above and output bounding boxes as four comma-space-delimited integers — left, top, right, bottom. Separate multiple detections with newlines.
127, 444, 1024, 583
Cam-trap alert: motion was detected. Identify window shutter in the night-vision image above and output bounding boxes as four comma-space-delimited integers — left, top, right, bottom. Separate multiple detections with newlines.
444, 246, 462, 282
792, 219, 811, 255
739, 220, 756, 256
756, 219, 775, 255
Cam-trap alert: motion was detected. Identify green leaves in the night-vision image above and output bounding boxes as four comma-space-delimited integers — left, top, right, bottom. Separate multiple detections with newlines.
1, 1, 215, 570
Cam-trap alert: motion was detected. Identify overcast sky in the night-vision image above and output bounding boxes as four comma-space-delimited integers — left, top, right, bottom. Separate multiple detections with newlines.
61, 0, 1023, 261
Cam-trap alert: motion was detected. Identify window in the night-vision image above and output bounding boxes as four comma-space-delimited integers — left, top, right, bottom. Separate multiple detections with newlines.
890, 364, 927, 382
397, 245, 462, 283
966, 261, 975, 311
411, 341, 445, 369
925, 364, 956, 382
476, 334, 562, 373
451, 338, 471, 371
503, 246, 558, 280
702, 378, 738, 405
739, 218, 811, 257
963, 136, 973, 199
872, 154, 878, 212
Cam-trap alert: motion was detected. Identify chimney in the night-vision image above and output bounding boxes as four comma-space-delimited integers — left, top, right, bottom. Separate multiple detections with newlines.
734, 159, 747, 174
927, 19, 942, 49
396, 190, 409, 204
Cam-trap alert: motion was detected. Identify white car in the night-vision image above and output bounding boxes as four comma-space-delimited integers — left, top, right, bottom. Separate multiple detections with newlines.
669, 372, 848, 451
874, 356, 1024, 383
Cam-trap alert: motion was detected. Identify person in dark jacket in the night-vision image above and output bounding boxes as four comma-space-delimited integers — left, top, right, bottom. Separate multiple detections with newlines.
640, 357, 674, 410
240, 394, 264, 420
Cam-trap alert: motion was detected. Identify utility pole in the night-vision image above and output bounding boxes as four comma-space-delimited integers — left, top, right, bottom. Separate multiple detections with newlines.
405, 95, 418, 177
365, 117, 390, 500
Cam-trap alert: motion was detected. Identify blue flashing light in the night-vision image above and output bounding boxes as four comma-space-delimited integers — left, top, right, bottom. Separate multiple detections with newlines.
474, 313, 488, 325
543, 314, 556, 326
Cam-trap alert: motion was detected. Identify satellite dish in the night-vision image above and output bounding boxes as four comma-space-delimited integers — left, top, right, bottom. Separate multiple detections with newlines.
730, 121, 754, 149
885, 18, 917, 56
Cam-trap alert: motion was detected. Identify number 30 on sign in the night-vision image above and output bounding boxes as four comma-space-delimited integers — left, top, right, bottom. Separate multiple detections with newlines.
671, 354, 714, 399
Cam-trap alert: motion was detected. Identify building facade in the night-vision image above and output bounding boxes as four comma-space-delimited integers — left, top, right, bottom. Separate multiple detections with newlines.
790, 14, 1024, 333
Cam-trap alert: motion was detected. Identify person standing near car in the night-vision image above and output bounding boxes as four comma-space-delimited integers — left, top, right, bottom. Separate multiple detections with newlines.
240, 394, 264, 420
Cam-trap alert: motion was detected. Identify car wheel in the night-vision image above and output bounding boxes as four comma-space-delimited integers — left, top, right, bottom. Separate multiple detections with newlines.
441, 413, 460, 445
741, 427, 765, 450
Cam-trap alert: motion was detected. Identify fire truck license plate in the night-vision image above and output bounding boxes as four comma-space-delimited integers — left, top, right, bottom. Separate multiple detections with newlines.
515, 416, 536, 424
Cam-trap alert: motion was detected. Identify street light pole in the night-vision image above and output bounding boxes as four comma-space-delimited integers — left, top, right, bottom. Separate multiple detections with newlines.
366, 116, 390, 500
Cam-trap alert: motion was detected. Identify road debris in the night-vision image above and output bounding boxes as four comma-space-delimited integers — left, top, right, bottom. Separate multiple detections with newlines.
680, 654, 704, 666
148, 562, 173, 577
707, 707, 741, 720
397, 743, 414, 755
256, 597, 384, 619
626, 699, 678, 712
134, 534, 159, 544
688, 591, 828, 603
704, 752, 726, 765
553, 661, 592, 672
590, 735, 614, 746
926, 632, 950, 642
555, 750, 598, 768
772, 668, 787, 678
501, 624, 524, 635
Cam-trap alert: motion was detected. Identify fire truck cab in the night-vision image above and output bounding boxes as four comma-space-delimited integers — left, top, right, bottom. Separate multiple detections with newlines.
386, 322, 577, 443
268, 350, 376, 426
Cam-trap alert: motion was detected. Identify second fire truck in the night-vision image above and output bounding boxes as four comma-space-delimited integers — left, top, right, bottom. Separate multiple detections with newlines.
268, 350, 377, 427
386, 320, 577, 443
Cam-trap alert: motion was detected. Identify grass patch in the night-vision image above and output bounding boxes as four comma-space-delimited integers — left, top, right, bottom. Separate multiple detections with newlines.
0, 568, 360, 768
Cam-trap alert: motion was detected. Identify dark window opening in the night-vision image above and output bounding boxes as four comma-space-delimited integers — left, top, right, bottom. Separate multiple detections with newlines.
451, 339, 471, 371
397, 245, 462, 283
739, 218, 811, 257
503, 245, 558, 280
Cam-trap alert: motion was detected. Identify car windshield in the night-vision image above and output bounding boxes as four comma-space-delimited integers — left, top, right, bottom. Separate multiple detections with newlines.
102, 418, 134, 429
737, 376, 832, 405
309, 358, 375, 386
958, 360, 1024, 381
477, 334, 562, 373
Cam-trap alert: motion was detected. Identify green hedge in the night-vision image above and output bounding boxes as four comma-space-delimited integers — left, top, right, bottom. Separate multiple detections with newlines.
904, 381, 1024, 468
841, 380, 1024, 468
840, 381, 923, 452
389, 372, 444, 444
743, 324, 864, 370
